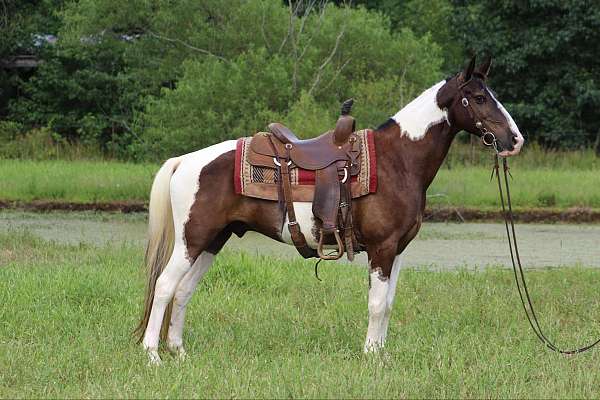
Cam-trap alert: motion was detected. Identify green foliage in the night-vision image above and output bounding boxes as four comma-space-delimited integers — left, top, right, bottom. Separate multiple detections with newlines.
280, 91, 335, 138
0, 0, 64, 56
344, 0, 463, 72
7, 43, 147, 155
4, 0, 599, 158
138, 50, 292, 157
136, 3, 442, 159
3, 0, 444, 160
454, 0, 600, 149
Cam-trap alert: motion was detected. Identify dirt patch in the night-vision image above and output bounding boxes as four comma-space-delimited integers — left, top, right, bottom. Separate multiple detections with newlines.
426, 206, 600, 223
0, 200, 147, 213
1, 200, 600, 223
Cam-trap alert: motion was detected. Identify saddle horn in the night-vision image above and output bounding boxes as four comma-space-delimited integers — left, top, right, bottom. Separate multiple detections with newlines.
334, 99, 356, 146
341, 98, 354, 116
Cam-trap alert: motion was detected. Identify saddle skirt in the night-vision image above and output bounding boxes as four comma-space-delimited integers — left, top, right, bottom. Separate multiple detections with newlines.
234, 129, 377, 201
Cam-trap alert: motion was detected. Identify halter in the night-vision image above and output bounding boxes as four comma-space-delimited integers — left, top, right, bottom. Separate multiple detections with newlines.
458, 80, 501, 153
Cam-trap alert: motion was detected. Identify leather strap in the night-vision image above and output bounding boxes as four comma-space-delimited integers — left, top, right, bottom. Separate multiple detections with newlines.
269, 135, 317, 259
341, 168, 355, 261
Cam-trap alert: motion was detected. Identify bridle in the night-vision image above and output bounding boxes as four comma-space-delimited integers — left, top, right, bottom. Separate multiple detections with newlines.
459, 77, 600, 354
458, 79, 503, 151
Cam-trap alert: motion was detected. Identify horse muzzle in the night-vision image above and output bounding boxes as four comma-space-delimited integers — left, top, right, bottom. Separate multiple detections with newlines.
498, 133, 524, 157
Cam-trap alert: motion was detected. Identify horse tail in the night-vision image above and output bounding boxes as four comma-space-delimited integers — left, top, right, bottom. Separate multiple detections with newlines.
134, 156, 182, 343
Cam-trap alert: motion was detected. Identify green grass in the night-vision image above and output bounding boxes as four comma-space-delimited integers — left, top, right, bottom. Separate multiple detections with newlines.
2, 230, 600, 398
446, 140, 600, 170
429, 167, 600, 209
0, 159, 156, 202
1, 158, 599, 209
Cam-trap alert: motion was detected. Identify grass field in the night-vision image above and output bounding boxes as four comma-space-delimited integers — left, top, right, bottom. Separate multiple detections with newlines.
2, 229, 600, 398
0, 159, 156, 203
1, 158, 599, 209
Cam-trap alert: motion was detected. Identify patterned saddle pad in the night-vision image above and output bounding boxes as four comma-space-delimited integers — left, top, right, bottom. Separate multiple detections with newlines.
234, 129, 377, 202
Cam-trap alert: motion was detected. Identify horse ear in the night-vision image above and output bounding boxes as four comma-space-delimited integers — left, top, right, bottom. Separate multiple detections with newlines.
477, 56, 492, 78
460, 55, 476, 83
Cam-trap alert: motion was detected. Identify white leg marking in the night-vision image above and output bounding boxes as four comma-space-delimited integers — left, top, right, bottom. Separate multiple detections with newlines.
167, 252, 215, 356
142, 245, 191, 364
364, 269, 390, 353
380, 256, 402, 344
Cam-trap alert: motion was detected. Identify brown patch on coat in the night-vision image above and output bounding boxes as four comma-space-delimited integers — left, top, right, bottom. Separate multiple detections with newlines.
178, 72, 518, 280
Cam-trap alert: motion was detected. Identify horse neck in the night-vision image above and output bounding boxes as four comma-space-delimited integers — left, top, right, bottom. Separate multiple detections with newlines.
375, 121, 458, 191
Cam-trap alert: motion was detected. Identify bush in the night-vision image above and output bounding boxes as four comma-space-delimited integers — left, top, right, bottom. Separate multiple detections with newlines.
135, 3, 442, 159
0, 127, 101, 160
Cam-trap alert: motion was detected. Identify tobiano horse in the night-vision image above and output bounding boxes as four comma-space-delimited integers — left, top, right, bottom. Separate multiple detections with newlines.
135, 56, 525, 364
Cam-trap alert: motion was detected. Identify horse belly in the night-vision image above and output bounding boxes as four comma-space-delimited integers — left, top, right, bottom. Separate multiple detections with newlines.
281, 202, 339, 250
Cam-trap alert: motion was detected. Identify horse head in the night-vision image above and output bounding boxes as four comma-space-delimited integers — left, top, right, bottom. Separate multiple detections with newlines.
437, 55, 525, 157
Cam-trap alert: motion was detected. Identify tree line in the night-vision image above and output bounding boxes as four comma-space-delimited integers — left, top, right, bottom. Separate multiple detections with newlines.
1, 0, 599, 161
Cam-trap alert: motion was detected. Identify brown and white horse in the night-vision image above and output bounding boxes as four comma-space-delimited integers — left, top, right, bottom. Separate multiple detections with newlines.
135, 56, 524, 364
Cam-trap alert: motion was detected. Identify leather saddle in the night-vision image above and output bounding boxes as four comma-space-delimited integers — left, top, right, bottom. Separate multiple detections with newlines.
247, 99, 360, 261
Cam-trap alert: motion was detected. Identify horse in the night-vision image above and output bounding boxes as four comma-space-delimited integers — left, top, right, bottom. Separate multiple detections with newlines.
135, 55, 525, 364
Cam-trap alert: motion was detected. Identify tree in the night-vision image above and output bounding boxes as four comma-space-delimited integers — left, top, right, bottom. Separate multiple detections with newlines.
337, 0, 464, 73
4, 0, 443, 159
135, 2, 443, 159
454, 0, 600, 150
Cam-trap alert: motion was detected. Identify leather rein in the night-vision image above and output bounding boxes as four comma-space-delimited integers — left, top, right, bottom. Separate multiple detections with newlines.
460, 85, 600, 354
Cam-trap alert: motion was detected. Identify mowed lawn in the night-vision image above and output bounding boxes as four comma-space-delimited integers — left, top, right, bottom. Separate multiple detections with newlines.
2, 230, 600, 398
1, 158, 600, 209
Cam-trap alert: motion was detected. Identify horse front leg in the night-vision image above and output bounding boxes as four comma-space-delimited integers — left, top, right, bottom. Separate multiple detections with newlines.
380, 255, 402, 344
364, 243, 397, 353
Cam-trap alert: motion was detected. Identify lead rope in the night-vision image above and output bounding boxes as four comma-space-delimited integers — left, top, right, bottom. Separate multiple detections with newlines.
493, 153, 600, 354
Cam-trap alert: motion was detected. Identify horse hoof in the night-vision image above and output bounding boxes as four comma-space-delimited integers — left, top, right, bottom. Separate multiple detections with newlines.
147, 348, 162, 366
175, 347, 187, 360
363, 340, 384, 354
168, 344, 187, 360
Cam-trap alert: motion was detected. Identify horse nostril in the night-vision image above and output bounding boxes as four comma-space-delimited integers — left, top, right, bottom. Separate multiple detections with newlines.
512, 136, 518, 145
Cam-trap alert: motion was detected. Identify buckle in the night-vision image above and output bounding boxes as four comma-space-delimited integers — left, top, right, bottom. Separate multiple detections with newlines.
482, 131, 496, 146
273, 157, 292, 167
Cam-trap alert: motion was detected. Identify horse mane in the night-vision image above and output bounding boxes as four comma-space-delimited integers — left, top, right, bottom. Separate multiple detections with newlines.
375, 118, 396, 132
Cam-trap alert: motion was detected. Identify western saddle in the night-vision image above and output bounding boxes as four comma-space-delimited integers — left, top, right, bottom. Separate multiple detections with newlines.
251, 99, 360, 261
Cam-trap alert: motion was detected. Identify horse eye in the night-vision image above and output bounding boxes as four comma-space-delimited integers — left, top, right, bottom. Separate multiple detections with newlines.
475, 95, 486, 104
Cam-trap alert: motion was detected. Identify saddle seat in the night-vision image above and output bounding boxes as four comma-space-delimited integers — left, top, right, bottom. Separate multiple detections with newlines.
268, 114, 357, 170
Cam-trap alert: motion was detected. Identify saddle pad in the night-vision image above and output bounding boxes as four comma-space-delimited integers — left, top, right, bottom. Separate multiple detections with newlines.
234, 129, 377, 202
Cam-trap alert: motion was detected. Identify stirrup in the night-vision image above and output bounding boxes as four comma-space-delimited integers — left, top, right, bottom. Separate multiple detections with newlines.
317, 229, 345, 260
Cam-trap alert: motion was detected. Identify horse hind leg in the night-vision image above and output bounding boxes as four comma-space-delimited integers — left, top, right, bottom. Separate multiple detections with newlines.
166, 251, 215, 357
142, 243, 192, 364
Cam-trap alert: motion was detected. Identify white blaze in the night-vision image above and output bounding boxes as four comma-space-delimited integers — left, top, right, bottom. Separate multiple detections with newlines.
487, 90, 525, 157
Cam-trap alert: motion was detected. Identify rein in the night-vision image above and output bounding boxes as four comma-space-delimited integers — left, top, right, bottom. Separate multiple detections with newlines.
488, 136, 600, 354
458, 79, 600, 353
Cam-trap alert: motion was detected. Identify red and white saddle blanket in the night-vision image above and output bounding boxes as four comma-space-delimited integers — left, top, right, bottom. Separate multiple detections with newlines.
234, 129, 377, 202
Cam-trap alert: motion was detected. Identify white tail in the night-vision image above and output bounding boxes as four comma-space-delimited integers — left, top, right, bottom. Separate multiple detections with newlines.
135, 157, 182, 342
